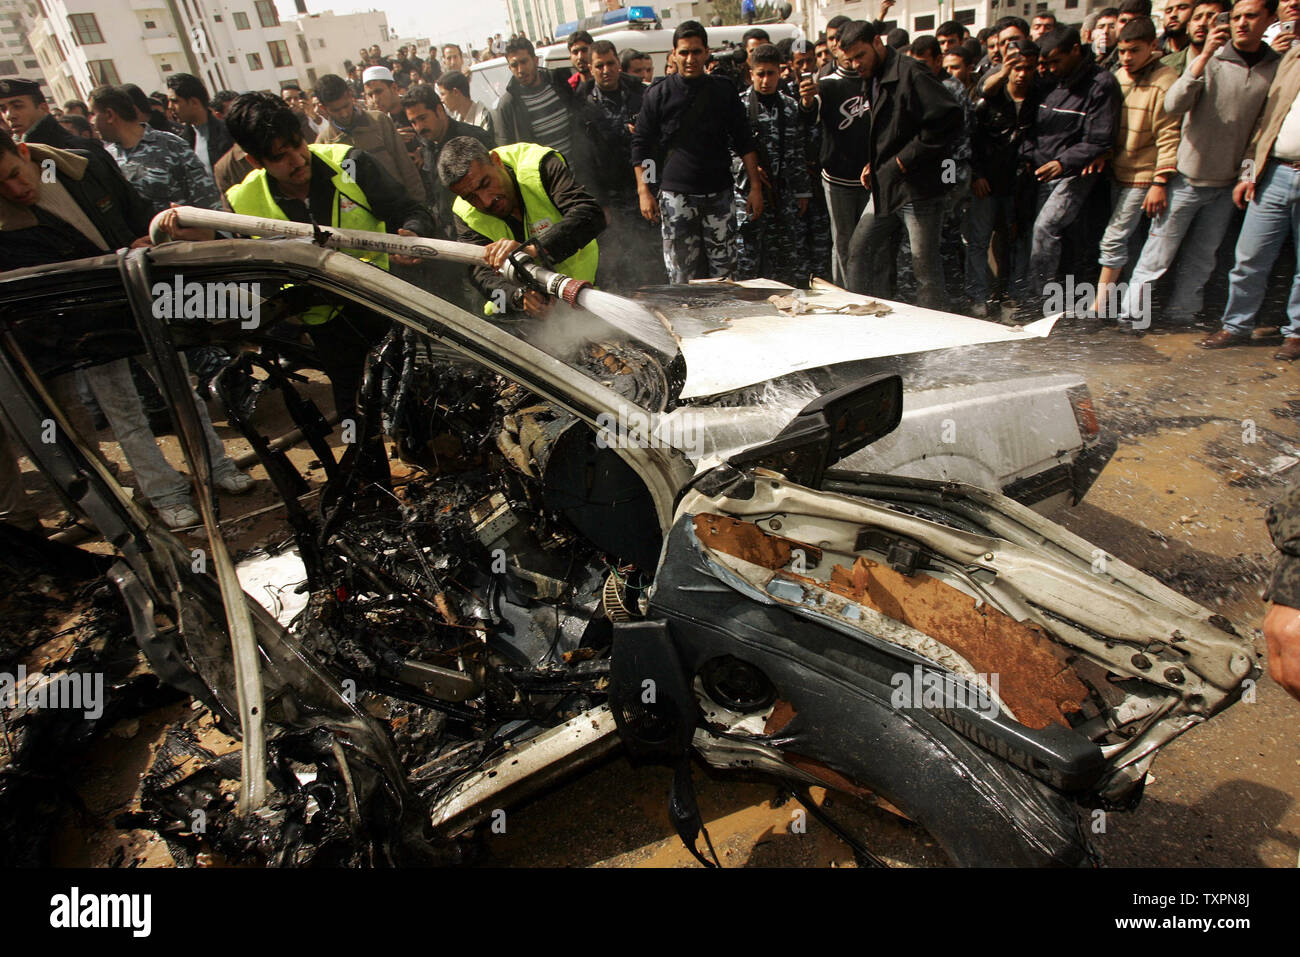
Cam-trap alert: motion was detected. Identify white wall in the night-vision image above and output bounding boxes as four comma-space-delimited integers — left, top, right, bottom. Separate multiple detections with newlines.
293, 9, 390, 86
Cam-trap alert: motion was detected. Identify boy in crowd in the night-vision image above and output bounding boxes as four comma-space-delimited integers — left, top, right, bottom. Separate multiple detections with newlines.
1091, 16, 1181, 325
735, 44, 812, 286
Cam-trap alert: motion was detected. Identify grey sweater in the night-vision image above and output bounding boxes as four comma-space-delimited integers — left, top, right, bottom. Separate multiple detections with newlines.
1164, 43, 1280, 187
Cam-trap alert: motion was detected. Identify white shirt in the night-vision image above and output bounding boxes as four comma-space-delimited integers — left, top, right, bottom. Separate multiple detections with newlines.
1273, 89, 1300, 161
192, 122, 213, 179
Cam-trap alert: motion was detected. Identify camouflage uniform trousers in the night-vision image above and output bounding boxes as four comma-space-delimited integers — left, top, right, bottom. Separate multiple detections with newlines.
737, 188, 809, 288
658, 189, 737, 284
1267, 481, 1300, 607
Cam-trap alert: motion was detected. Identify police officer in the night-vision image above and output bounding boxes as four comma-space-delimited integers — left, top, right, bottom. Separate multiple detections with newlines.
0, 77, 112, 161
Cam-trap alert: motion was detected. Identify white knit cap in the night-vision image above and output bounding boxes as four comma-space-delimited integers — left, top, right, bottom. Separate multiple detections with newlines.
362, 65, 395, 84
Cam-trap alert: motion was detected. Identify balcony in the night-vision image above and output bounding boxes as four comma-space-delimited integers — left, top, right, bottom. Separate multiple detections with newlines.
129, 0, 164, 10
142, 32, 182, 56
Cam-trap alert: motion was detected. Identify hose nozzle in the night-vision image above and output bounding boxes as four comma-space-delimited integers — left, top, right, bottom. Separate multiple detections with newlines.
503, 250, 591, 308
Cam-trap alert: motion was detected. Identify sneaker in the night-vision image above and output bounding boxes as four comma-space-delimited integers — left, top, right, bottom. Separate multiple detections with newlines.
214, 470, 255, 495
156, 502, 200, 529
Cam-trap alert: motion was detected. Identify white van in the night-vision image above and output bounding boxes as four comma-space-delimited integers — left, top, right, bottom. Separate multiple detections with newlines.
469, 15, 804, 109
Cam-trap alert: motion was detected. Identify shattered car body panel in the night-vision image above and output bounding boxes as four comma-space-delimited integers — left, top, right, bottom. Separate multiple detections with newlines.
0, 241, 1257, 866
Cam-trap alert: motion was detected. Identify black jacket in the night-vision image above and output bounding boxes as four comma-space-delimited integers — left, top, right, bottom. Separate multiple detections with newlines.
22, 112, 113, 164
492, 68, 604, 203
181, 112, 235, 171
1026, 56, 1121, 175
864, 46, 963, 216
630, 72, 757, 195
0, 145, 153, 270
415, 117, 495, 240
577, 73, 646, 204
454, 150, 604, 309
805, 66, 871, 186
267, 148, 436, 239
971, 81, 1042, 195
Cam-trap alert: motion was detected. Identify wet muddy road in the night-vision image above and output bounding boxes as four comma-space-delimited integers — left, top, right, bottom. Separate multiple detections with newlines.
480, 319, 1300, 868
11, 316, 1300, 868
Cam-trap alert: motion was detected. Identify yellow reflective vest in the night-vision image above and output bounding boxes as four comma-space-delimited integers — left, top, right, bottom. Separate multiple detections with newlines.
453, 142, 598, 283
227, 144, 389, 323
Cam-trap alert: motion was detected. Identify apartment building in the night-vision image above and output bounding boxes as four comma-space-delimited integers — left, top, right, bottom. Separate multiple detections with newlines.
25, 0, 310, 102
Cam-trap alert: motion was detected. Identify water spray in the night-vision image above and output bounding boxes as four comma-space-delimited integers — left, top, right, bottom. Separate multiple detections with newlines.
147, 207, 677, 355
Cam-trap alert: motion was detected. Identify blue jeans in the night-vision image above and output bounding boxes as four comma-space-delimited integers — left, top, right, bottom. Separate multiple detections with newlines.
1097, 185, 1148, 269
1029, 174, 1099, 297
823, 179, 871, 289
1221, 161, 1300, 338
1121, 175, 1235, 324
963, 192, 1029, 302
851, 195, 946, 308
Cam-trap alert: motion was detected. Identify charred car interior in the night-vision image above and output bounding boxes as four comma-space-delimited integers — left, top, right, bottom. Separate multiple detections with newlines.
0, 241, 1259, 868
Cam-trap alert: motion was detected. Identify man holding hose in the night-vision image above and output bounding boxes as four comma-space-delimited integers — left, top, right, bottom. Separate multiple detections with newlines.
210, 92, 437, 420
438, 135, 605, 318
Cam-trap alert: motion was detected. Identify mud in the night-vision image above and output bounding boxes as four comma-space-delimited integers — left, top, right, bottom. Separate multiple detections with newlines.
6, 319, 1300, 867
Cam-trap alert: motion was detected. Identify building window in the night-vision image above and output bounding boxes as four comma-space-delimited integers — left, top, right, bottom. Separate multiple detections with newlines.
247, 51, 263, 70
86, 59, 120, 85
161, 62, 174, 71
255, 0, 279, 28
955, 8, 977, 25
68, 12, 103, 45
914, 14, 935, 30
23, 59, 37, 69
213, 13, 222, 21
233, 11, 250, 30
144, 19, 157, 28
267, 39, 291, 67
0, 59, 17, 77
1037, 1, 1048, 9
1065, 0, 1079, 7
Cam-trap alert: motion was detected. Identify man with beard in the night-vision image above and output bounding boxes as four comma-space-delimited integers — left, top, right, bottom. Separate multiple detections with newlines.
1120, 0, 1275, 329
567, 31, 594, 91
402, 84, 493, 241
440, 136, 604, 317
1158, 0, 1197, 72
315, 73, 426, 203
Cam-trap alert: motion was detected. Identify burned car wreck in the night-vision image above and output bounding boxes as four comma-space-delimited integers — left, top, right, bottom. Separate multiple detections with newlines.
0, 240, 1258, 867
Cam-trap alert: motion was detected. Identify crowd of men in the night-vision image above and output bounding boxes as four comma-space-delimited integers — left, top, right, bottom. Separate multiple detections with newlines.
4, 0, 1300, 535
